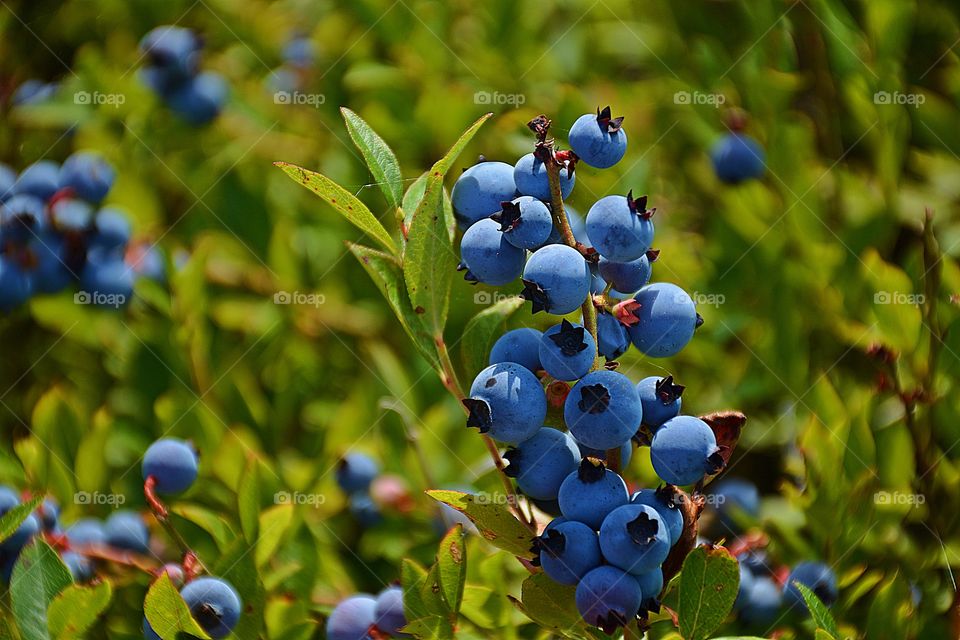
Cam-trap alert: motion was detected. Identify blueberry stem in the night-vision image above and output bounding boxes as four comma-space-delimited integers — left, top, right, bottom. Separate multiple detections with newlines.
44, 531, 159, 573
144, 476, 208, 574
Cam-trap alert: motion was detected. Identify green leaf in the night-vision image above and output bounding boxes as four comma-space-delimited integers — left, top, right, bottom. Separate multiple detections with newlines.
401, 616, 454, 640
237, 458, 260, 543
794, 582, 840, 639
437, 524, 467, 616
677, 545, 739, 640
341, 107, 403, 212
865, 573, 912, 640
47, 580, 112, 639
418, 563, 451, 618
348, 243, 438, 367
0, 496, 43, 544
402, 172, 456, 243
459, 296, 525, 380
518, 572, 587, 636
144, 573, 210, 640
401, 558, 431, 622
425, 490, 534, 558
256, 504, 294, 567
274, 162, 398, 255
403, 113, 493, 336
11, 540, 74, 640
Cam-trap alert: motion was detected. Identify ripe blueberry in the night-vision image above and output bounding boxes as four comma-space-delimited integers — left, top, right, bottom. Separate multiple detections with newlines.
489, 328, 542, 373
594, 310, 630, 360
349, 494, 383, 527
627, 283, 700, 357
62, 551, 93, 582
0, 257, 34, 311
0, 513, 39, 553
535, 519, 602, 585
557, 458, 629, 530
13, 161, 60, 201
282, 37, 315, 68
711, 132, 765, 184
599, 504, 671, 575
451, 162, 517, 229
37, 498, 60, 532
50, 197, 94, 232
585, 192, 654, 262
513, 152, 574, 201
568, 107, 627, 169
539, 319, 596, 381
710, 477, 759, 534
631, 487, 683, 546
636, 375, 683, 428
0, 163, 16, 201
59, 152, 115, 203
142, 438, 199, 494
503, 427, 580, 500
104, 510, 150, 553
464, 362, 546, 444
139, 26, 202, 85
326, 594, 377, 640
650, 416, 723, 485
633, 567, 664, 612
597, 253, 652, 294
575, 566, 642, 634
494, 196, 552, 251
459, 218, 525, 286
0, 486, 18, 513
564, 370, 641, 451
783, 561, 838, 611
28, 233, 76, 294
734, 562, 755, 612
166, 72, 228, 125
374, 585, 407, 636
336, 453, 380, 494
739, 576, 782, 626
179, 577, 242, 639
1, 194, 47, 241
91, 207, 133, 250
66, 518, 107, 547
520, 244, 591, 315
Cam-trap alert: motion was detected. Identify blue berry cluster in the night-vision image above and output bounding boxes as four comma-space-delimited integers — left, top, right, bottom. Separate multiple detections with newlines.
266, 33, 317, 95
139, 26, 228, 126
336, 452, 384, 527
326, 585, 409, 640
453, 109, 736, 633
0, 152, 164, 311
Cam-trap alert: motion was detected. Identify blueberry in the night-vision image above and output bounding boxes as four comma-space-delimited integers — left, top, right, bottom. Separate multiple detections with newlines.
734, 562, 755, 611
104, 511, 150, 553
126, 242, 167, 282
0, 163, 16, 200
459, 218, 526, 286
711, 478, 759, 534
348, 494, 383, 527
585, 192, 654, 262
636, 375, 684, 428
451, 162, 517, 229
739, 576, 782, 626
180, 577, 242, 639
142, 438, 199, 494
0, 513, 39, 553
594, 310, 630, 360
66, 518, 107, 547
495, 196, 553, 250
11, 80, 58, 106
599, 504, 670, 575
711, 132, 765, 184
167, 72, 228, 125
783, 561, 838, 611
336, 453, 380, 493
464, 362, 546, 445
539, 319, 596, 381
564, 370, 641, 451
631, 488, 683, 546
650, 416, 722, 485
374, 585, 407, 636
513, 152, 575, 201
37, 498, 59, 532
566, 206, 589, 246
326, 594, 377, 640
598, 253, 651, 294
489, 328, 542, 373
50, 198, 94, 232
0, 257, 34, 311
139, 26, 202, 86
1, 194, 47, 241
0, 486, 19, 513
59, 152, 115, 203
79, 250, 135, 304
627, 283, 699, 357
62, 551, 94, 582
28, 233, 76, 294
578, 440, 633, 469
568, 107, 628, 169
91, 207, 132, 250
521, 244, 591, 315
633, 567, 664, 611
575, 566, 642, 633
503, 427, 580, 500
536, 519, 602, 585
282, 37, 316, 68
557, 458, 629, 530
13, 161, 60, 201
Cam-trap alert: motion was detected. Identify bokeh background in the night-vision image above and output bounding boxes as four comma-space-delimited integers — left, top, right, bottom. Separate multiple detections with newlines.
1, 0, 960, 638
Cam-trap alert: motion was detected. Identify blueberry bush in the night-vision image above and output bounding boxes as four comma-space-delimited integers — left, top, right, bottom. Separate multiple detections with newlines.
1, 1, 960, 639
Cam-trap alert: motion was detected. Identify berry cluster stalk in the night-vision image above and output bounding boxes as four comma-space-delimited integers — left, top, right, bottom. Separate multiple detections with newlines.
144, 475, 209, 575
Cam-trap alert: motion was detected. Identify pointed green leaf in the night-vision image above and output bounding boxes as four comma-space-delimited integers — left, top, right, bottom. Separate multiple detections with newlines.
401, 616, 454, 640
275, 162, 398, 255
402, 172, 455, 243
401, 558, 431, 622
678, 545, 739, 640
404, 113, 493, 335
11, 540, 74, 640
237, 458, 260, 543
459, 296, 525, 380
425, 490, 534, 558
256, 504, 294, 567
437, 524, 467, 616
0, 496, 43, 544
794, 582, 840, 639
518, 572, 588, 635
47, 580, 112, 639
418, 562, 451, 618
341, 108, 403, 212
144, 573, 210, 640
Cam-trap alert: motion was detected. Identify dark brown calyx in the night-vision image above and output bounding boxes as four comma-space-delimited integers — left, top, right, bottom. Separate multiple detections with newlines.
626, 511, 660, 545
596, 106, 625, 133
626, 190, 655, 220
491, 200, 523, 232
548, 319, 588, 357
520, 278, 550, 314
656, 375, 685, 404
462, 398, 492, 433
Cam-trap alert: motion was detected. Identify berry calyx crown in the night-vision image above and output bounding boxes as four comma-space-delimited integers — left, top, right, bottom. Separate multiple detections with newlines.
577, 383, 611, 415
596, 106, 624, 134
626, 511, 660, 545
626, 190, 656, 220
548, 319, 588, 357
655, 375, 685, 404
